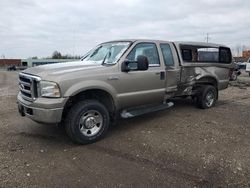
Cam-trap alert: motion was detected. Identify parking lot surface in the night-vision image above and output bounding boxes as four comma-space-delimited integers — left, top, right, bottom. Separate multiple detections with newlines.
0, 71, 250, 187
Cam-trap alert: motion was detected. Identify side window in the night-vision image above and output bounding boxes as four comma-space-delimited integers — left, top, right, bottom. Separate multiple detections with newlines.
219, 47, 232, 64
126, 43, 160, 66
180, 45, 232, 64
160, 44, 174, 66
181, 49, 193, 62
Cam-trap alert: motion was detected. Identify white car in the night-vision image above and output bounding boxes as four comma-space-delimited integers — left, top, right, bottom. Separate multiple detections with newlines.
246, 58, 250, 76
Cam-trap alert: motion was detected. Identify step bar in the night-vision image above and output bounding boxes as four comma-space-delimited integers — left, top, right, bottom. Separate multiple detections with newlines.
120, 102, 174, 119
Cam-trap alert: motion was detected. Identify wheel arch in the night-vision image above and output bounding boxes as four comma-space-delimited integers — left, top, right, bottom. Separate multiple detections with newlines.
193, 76, 219, 102
195, 76, 218, 89
62, 88, 117, 121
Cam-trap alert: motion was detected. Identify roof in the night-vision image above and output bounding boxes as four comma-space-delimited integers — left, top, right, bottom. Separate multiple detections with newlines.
174, 41, 227, 48
102, 39, 228, 48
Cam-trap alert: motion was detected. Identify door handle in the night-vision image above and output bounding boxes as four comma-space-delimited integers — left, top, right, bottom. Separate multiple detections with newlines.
155, 72, 165, 80
107, 76, 119, 80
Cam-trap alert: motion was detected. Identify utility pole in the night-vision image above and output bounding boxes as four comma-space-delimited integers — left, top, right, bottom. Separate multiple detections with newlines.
205, 33, 211, 43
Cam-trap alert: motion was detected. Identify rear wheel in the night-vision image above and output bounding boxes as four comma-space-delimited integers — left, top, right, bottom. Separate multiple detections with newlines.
196, 85, 217, 109
65, 100, 110, 144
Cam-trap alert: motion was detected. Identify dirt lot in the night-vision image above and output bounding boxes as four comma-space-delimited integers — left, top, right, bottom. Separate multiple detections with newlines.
0, 71, 250, 187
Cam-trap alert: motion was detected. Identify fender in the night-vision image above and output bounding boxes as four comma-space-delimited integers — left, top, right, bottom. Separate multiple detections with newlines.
63, 80, 119, 108
191, 67, 219, 87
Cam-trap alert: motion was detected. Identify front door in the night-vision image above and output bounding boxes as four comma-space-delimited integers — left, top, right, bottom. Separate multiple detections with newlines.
116, 42, 166, 108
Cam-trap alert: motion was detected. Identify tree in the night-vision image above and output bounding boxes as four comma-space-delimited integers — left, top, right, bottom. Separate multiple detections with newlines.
50, 51, 81, 59
52, 51, 62, 59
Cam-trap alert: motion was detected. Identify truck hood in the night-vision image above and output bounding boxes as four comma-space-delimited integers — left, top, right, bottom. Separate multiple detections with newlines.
23, 61, 104, 78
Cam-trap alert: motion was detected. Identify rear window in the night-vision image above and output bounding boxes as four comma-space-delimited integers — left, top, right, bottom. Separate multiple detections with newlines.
181, 45, 231, 64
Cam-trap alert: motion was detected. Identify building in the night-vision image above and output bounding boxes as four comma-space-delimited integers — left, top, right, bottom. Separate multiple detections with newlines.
243, 50, 250, 59
21, 59, 78, 67
233, 56, 249, 63
0, 59, 21, 67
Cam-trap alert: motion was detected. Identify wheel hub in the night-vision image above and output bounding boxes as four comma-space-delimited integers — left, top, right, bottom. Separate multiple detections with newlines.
85, 116, 97, 129
206, 91, 215, 107
79, 110, 103, 137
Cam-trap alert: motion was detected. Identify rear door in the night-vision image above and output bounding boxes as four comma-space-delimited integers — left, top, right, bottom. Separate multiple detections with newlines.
159, 43, 180, 93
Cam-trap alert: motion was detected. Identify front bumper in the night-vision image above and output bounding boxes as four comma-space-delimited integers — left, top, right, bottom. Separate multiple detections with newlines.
17, 92, 67, 124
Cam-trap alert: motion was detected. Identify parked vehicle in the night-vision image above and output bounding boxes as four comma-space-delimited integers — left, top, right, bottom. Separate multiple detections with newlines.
17, 40, 233, 144
7, 65, 16, 71
236, 62, 247, 70
246, 58, 250, 76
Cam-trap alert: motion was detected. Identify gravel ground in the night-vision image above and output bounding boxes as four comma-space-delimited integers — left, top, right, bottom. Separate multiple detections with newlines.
0, 70, 250, 187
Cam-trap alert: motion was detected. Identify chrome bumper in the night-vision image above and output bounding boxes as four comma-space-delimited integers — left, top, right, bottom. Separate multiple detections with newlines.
17, 92, 66, 124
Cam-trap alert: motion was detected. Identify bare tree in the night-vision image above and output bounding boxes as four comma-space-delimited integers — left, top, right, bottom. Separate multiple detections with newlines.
52, 51, 62, 59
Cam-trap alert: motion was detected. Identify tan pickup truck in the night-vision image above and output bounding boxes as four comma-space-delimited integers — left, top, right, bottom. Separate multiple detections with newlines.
17, 39, 233, 144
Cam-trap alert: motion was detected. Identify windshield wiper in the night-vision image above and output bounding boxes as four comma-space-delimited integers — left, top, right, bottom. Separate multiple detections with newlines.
101, 51, 111, 65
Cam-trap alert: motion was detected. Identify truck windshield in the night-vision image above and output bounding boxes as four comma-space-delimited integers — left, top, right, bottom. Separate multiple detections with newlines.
81, 42, 131, 65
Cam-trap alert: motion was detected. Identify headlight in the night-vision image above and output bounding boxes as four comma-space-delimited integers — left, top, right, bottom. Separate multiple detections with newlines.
40, 81, 61, 98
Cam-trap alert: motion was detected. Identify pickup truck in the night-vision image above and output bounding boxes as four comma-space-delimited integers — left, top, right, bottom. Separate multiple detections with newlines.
17, 39, 233, 144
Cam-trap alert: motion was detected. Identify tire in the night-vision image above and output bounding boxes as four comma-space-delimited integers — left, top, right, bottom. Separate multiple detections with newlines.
196, 85, 217, 109
65, 100, 110, 144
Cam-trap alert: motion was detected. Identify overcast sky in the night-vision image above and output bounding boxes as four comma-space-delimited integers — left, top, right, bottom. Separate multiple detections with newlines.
0, 0, 249, 58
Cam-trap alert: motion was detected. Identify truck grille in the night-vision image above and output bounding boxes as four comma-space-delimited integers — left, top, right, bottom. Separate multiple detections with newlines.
19, 73, 41, 101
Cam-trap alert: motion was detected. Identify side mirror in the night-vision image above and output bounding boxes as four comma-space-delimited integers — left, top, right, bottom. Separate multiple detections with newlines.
121, 55, 149, 72
137, 55, 149, 71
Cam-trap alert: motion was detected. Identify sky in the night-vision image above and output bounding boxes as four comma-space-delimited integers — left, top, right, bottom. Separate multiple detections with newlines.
0, 0, 249, 58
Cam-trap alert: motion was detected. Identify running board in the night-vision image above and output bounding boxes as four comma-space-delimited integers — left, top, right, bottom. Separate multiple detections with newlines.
120, 102, 174, 119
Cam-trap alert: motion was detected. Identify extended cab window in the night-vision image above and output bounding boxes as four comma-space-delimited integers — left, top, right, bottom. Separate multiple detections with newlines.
160, 44, 174, 66
181, 45, 232, 64
126, 43, 160, 66
198, 48, 219, 62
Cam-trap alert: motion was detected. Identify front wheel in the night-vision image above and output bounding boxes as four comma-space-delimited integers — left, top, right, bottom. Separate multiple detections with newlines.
196, 85, 217, 109
65, 100, 110, 144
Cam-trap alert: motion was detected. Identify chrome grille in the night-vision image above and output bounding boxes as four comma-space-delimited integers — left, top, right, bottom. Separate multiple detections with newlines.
19, 73, 41, 101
